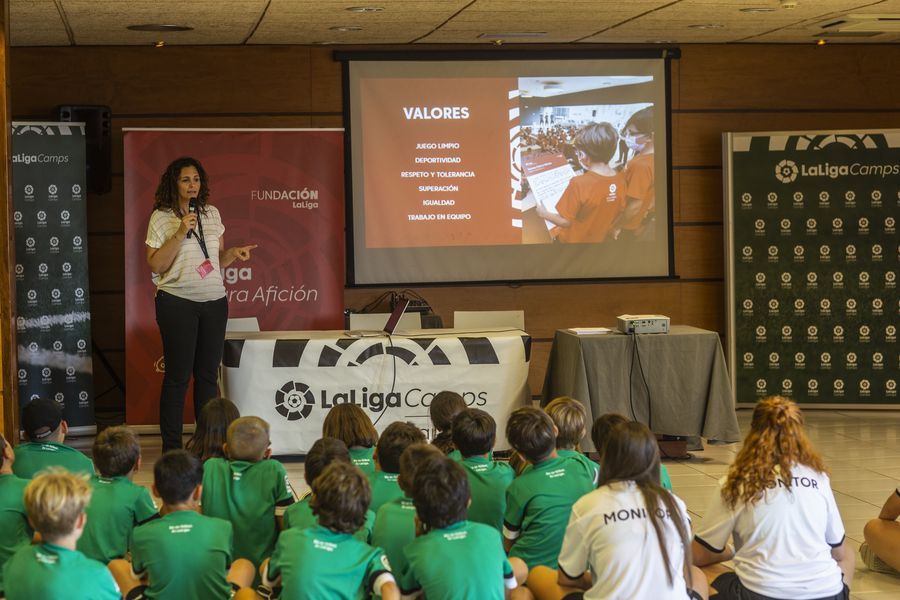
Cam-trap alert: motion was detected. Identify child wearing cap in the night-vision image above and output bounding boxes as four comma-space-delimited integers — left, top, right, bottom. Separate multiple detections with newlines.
369, 421, 426, 513
2, 470, 120, 599
13, 397, 94, 479
451, 408, 514, 531
201, 416, 295, 570
261, 462, 399, 600
109, 450, 255, 599
397, 454, 525, 599
0, 435, 33, 597
283, 437, 375, 543
77, 426, 158, 563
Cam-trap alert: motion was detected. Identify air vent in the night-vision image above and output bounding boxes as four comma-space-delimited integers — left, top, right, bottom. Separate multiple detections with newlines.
813, 31, 881, 37
817, 13, 900, 33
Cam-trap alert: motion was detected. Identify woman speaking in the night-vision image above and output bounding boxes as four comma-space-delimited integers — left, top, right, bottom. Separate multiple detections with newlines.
145, 157, 256, 452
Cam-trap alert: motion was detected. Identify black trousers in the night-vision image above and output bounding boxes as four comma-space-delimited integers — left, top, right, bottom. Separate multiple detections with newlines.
155, 290, 228, 452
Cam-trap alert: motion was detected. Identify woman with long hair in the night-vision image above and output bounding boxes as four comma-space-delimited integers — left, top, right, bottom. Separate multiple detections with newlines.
146, 157, 256, 452
528, 420, 707, 600
693, 396, 853, 599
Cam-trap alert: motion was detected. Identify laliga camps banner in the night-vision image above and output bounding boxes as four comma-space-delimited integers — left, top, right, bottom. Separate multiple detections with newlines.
11, 122, 95, 431
124, 129, 345, 425
725, 130, 900, 406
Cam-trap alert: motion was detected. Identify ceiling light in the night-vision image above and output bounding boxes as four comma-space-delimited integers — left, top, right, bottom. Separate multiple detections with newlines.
127, 24, 193, 32
647, 39, 676, 43
154, 41, 166, 48
740, 7, 776, 13
817, 38, 827, 45
329, 26, 363, 32
345, 6, 384, 12
688, 24, 724, 29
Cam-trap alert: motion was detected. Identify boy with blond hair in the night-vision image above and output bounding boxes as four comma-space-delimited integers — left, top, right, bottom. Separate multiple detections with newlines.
78, 426, 158, 562
0, 435, 32, 597
2, 470, 119, 599
538, 397, 599, 484
201, 416, 295, 569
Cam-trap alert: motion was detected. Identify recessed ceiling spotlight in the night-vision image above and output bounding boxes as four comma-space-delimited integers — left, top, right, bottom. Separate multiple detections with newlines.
740, 7, 777, 13
329, 25, 363, 32
688, 23, 725, 29
345, 6, 384, 12
154, 40, 166, 48
816, 38, 827, 45
312, 41, 339, 45
127, 24, 193, 32
647, 40, 676, 44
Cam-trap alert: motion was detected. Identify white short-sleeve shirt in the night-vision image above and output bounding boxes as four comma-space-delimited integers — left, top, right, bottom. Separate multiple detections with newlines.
145, 205, 226, 302
558, 481, 693, 600
694, 464, 845, 599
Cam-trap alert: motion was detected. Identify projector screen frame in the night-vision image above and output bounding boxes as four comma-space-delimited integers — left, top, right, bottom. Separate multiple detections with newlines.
337, 48, 681, 288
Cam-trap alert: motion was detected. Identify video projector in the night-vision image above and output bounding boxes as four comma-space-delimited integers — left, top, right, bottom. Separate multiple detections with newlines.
616, 314, 670, 335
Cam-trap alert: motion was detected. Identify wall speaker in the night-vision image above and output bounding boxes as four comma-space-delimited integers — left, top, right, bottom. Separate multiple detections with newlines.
54, 105, 112, 194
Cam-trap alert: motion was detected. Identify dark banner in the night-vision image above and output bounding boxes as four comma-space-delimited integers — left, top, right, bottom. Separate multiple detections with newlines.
12, 122, 95, 430
726, 131, 899, 405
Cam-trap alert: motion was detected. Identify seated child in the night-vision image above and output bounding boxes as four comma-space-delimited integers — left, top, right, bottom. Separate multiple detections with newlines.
262, 462, 399, 600
862, 486, 900, 574
283, 437, 375, 542
322, 404, 379, 475
78, 426, 159, 562
185, 397, 240, 462
451, 408, 514, 531
397, 454, 523, 600
527, 421, 707, 600
372, 443, 444, 577
541, 397, 598, 484
592, 414, 673, 490
109, 450, 255, 599
0, 435, 33, 597
2, 470, 119, 599
429, 391, 467, 456
503, 407, 595, 569
370, 421, 426, 513
201, 416, 296, 569
13, 397, 94, 479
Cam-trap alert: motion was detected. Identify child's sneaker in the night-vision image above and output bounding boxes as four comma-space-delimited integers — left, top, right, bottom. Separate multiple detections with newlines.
860, 542, 900, 575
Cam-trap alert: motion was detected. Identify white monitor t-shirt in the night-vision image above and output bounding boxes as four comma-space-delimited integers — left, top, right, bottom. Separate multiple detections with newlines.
694, 463, 845, 599
558, 481, 693, 600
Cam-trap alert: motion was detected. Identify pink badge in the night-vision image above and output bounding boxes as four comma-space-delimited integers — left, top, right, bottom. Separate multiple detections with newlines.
196, 259, 214, 279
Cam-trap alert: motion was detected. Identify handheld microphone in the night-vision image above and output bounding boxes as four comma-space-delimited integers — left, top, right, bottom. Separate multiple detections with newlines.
187, 198, 196, 238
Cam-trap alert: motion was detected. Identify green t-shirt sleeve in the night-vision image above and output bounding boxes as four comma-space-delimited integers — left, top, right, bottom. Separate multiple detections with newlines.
503, 484, 526, 540
266, 536, 284, 584
282, 504, 295, 530
660, 464, 673, 491
396, 547, 421, 596
130, 530, 146, 576
365, 547, 393, 596
272, 461, 295, 506
223, 521, 234, 569
354, 510, 376, 544
134, 487, 159, 524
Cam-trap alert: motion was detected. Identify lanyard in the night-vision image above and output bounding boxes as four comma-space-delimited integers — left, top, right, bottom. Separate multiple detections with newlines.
186, 208, 209, 260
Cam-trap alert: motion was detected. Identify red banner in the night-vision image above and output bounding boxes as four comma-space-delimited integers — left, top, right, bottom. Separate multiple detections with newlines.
123, 129, 345, 425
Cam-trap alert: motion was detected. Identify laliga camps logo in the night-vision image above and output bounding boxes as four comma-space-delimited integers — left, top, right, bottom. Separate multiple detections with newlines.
780, 219, 792, 234
874, 352, 884, 369
781, 325, 792, 342
834, 379, 845, 397
754, 219, 766, 235
775, 159, 799, 183
52, 340, 63, 351
888, 379, 897, 397
807, 378, 819, 396
48, 184, 58, 195
767, 192, 778, 208
755, 325, 767, 342
276, 381, 316, 420
24, 184, 34, 196
794, 352, 806, 368
820, 352, 832, 368
740, 192, 752, 207
768, 352, 780, 368
154, 356, 166, 373
756, 379, 768, 395
768, 299, 780, 315
742, 352, 754, 368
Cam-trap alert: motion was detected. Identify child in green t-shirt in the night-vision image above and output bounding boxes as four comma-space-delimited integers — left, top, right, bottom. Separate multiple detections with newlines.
2, 470, 119, 599
262, 462, 399, 600
0, 435, 33, 597
372, 443, 444, 577
451, 408, 514, 531
201, 417, 296, 570
369, 421, 426, 513
283, 437, 375, 542
13, 397, 94, 479
397, 454, 526, 599
503, 407, 596, 570
108, 450, 255, 599
322, 404, 379, 475
542, 397, 599, 484
77, 426, 158, 563
592, 413, 673, 490
429, 390, 466, 455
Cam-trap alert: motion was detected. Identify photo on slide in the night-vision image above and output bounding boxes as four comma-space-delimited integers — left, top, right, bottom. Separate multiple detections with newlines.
512, 76, 655, 245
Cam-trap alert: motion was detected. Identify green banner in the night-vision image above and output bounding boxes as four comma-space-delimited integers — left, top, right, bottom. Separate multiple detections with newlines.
726, 131, 899, 405
12, 123, 95, 430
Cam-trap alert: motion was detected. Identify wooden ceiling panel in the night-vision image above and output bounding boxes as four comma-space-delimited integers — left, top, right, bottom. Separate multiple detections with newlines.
10, 0, 71, 46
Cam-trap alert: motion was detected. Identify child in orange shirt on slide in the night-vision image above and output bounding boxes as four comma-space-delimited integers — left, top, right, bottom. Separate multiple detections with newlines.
615, 106, 656, 240
535, 122, 625, 244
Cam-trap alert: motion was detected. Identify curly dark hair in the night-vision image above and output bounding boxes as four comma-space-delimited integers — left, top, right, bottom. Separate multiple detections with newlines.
310, 462, 371, 534
152, 157, 211, 214
411, 454, 469, 530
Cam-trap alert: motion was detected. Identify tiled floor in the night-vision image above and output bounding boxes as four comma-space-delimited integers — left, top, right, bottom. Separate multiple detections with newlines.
124, 408, 900, 598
